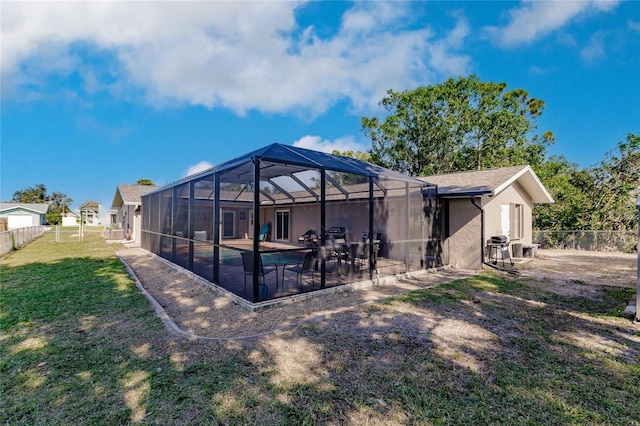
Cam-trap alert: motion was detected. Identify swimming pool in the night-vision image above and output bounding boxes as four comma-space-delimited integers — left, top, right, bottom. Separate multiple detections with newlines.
195, 249, 306, 266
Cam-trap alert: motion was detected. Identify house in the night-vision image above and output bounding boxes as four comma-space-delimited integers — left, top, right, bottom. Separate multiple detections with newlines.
140, 143, 439, 304
0, 203, 49, 229
78, 200, 100, 225
111, 184, 159, 244
61, 210, 80, 227
77, 200, 113, 226
420, 165, 554, 270
136, 144, 554, 305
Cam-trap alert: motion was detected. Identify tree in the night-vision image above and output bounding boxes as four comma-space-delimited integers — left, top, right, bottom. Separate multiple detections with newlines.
45, 192, 73, 225
331, 149, 371, 162
534, 133, 639, 232
12, 184, 49, 203
328, 149, 371, 186
362, 75, 554, 176
137, 179, 155, 186
9, 184, 73, 225
533, 157, 595, 230
589, 133, 640, 231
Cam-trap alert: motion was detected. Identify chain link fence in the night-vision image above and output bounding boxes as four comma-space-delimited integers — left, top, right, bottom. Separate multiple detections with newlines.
0, 226, 45, 256
54, 225, 113, 242
533, 230, 638, 253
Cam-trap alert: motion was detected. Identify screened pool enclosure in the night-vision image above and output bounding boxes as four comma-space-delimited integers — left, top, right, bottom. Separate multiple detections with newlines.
141, 144, 442, 303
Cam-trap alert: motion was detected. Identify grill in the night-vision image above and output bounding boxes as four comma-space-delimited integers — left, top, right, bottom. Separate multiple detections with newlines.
326, 226, 346, 240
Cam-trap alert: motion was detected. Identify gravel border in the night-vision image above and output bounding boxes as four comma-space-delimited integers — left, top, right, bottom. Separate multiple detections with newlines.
117, 247, 475, 340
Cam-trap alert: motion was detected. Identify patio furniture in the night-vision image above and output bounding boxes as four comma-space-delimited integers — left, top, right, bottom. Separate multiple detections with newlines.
298, 229, 319, 247
353, 241, 379, 272
319, 245, 342, 274
258, 223, 270, 242
282, 250, 317, 289
241, 251, 279, 296
325, 226, 346, 241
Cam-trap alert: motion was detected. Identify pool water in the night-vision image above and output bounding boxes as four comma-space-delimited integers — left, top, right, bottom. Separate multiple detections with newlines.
195, 249, 305, 266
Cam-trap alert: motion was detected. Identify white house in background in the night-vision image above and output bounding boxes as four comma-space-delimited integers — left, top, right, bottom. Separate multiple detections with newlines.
0, 203, 49, 229
421, 165, 554, 270
111, 184, 159, 244
62, 210, 80, 227
78, 200, 102, 225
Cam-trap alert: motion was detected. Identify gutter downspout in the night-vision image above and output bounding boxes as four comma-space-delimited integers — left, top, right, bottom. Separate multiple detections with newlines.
470, 196, 518, 275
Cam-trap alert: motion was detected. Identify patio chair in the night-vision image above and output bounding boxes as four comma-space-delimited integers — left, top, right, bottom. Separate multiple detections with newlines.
282, 250, 317, 289
258, 223, 270, 242
241, 251, 278, 296
353, 241, 379, 272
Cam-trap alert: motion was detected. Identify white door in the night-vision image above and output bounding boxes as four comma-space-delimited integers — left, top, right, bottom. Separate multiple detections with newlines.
500, 204, 510, 240
8, 215, 33, 229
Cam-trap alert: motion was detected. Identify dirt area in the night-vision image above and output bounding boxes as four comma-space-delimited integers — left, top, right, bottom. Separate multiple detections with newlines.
516, 249, 638, 298
117, 248, 638, 340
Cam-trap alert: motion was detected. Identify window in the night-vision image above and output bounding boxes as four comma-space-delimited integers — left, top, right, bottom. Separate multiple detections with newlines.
510, 203, 524, 240
275, 210, 290, 241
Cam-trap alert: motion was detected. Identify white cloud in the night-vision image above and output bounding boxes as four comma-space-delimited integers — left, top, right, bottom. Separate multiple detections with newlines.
484, 0, 621, 47
581, 31, 607, 62
1, 1, 470, 116
629, 19, 640, 33
292, 135, 370, 154
184, 161, 213, 177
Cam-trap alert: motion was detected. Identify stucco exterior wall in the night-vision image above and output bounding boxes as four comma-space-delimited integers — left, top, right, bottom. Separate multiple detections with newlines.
117, 204, 139, 243
483, 181, 533, 245
259, 201, 369, 244
446, 198, 482, 270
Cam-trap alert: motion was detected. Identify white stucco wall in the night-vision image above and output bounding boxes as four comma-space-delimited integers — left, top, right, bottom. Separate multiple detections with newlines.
483, 181, 533, 245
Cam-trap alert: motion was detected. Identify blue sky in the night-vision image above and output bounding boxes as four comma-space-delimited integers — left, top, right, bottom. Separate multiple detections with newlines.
1, 0, 639, 211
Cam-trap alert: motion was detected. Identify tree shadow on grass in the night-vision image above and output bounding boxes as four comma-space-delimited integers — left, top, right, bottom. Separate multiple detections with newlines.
237, 274, 640, 424
3, 255, 639, 424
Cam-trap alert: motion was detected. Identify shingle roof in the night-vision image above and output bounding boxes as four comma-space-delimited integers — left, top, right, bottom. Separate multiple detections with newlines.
420, 165, 553, 203
112, 184, 160, 208
0, 202, 50, 214
78, 200, 100, 211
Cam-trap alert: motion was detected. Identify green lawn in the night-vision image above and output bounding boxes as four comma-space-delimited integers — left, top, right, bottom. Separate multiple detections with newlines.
1, 231, 639, 425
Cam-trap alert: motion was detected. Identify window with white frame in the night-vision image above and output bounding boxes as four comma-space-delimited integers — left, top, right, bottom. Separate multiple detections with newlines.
275, 210, 290, 241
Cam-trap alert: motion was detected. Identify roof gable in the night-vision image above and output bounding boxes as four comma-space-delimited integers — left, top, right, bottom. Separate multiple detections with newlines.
421, 165, 553, 203
79, 200, 100, 210
0, 202, 50, 215
112, 184, 160, 208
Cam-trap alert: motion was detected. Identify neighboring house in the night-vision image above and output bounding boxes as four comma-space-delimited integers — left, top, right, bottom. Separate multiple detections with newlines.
61, 210, 80, 227
77, 200, 115, 226
111, 184, 159, 244
421, 165, 554, 270
78, 200, 100, 225
0, 203, 49, 229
